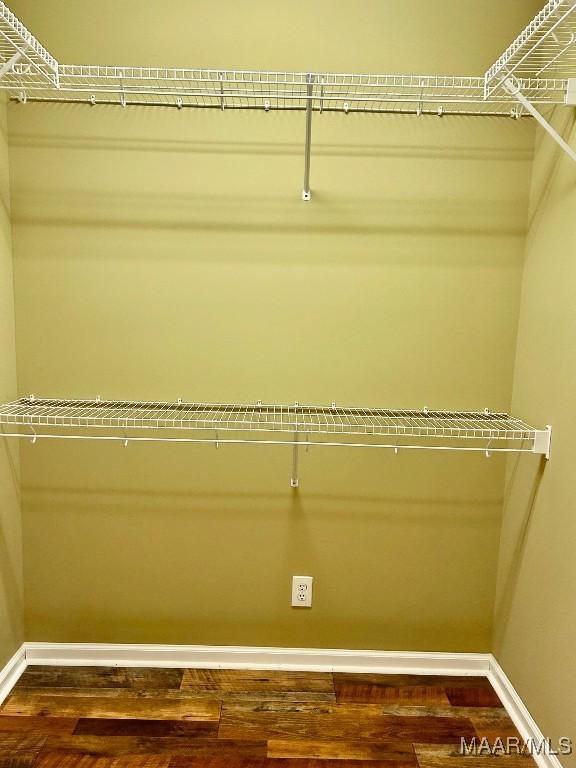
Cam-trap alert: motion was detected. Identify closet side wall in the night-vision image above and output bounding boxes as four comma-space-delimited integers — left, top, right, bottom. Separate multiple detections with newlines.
493, 112, 576, 767
0, 98, 23, 667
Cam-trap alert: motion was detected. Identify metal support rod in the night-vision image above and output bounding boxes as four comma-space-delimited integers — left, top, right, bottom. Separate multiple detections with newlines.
291, 430, 299, 487
0, 432, 545, 455
302, 74, 314, 201
503, 78, 576, 163
0, 51, 21, 79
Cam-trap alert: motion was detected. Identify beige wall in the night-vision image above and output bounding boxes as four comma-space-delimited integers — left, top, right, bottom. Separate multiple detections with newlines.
0, 99, 23, 667
8, 102, 534, 650
494, 113, 576, 766
5, 0, 541, 652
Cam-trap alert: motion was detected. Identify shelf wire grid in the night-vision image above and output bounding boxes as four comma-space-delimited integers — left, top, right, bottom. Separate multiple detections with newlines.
0, 0, 574, 113
485, 0, 576, 95
0, 1, 58, 86
1, 67, 570, 114
0, 397, 543, 449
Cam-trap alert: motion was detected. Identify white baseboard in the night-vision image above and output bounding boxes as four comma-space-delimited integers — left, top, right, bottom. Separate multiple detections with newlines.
488, 656, 565, 768
23, 642, 490, 675
0, 643, 563, 768
0, 644, 26, 706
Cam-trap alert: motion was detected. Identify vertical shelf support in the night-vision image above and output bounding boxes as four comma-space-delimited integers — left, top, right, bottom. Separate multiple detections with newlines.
291, 403, 300, 487
302, 74, 314, 201
291, 432, 300, 487
503, 78, 576, 164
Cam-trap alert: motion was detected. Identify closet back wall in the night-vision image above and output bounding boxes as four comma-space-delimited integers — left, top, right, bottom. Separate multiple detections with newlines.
7, 0, 539, 651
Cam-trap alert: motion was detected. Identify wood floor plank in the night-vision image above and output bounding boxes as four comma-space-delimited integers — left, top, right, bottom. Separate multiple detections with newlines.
334, 674, 495, 689
268, 737, 416, 762
444, 687, 503, 708
218, 700, 476, 742
334, 674, 498, 706
0, 732, 46, 753
0, 732, 46, 767
334, 704, 511, 720
335, 684, 450, 705
414, 743, 534, 766
170, 760, 417, 768
1, 694, 220, 722
180, 669, 335, 701
469, 712, 523, 741
10, 688, 207, 700
0, 757, 37, 768
0, 716, 77, 735
15, 667, 125, 690
73, 718, 218, 737
35, 756, 171, 768
39, 735, 265, 758
15, 667, 184, 691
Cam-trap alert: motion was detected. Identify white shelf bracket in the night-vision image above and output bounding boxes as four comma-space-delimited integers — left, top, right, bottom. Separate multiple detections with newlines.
503, 78, 576, 164
0, 51, 21, 79
302, 74, 314, 201
533, 425, 552, 460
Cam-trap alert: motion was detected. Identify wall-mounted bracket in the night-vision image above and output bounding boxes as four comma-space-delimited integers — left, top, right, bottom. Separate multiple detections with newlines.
533, 425, 552, 460
503, 78, 576, 163
302, 74, 314, 201
0, 50, 20, 78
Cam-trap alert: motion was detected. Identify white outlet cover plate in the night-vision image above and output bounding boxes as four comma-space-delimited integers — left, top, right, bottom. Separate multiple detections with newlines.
292, 576, 313, 608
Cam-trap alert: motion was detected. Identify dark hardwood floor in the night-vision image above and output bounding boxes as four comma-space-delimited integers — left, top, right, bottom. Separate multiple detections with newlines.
0, 666, 535, 766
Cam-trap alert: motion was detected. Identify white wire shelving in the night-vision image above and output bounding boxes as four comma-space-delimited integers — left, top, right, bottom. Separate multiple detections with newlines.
0, 397, 552, 487
0, 0, 573, 113
485, 0, 576, 96
0, 1, 57, 85
1, 0, 576, 196
0, 67, 569, 115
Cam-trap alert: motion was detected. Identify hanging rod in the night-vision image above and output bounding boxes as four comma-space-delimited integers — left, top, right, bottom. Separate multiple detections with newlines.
1, 68, 571, 112
0, 397, 552, 487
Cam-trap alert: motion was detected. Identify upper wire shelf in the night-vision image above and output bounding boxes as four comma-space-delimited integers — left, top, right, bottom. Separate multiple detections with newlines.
0, 397, 551, 454
0, 0, 574, 114
0, 66, 571, 115
1, 1, 574, 190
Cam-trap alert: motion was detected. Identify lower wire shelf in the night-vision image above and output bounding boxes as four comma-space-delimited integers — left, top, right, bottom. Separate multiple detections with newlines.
0, 396, 552, 487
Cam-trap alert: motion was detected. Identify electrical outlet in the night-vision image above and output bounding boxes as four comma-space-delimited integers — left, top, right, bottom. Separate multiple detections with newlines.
291, 575, 313, 607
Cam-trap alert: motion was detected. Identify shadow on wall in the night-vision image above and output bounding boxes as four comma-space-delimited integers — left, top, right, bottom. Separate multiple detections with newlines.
8, 129, 533, 161
528, 109, 576, 233
493, 453, 545, 643
10, 195, 527, 241
8, 108, 533, 244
